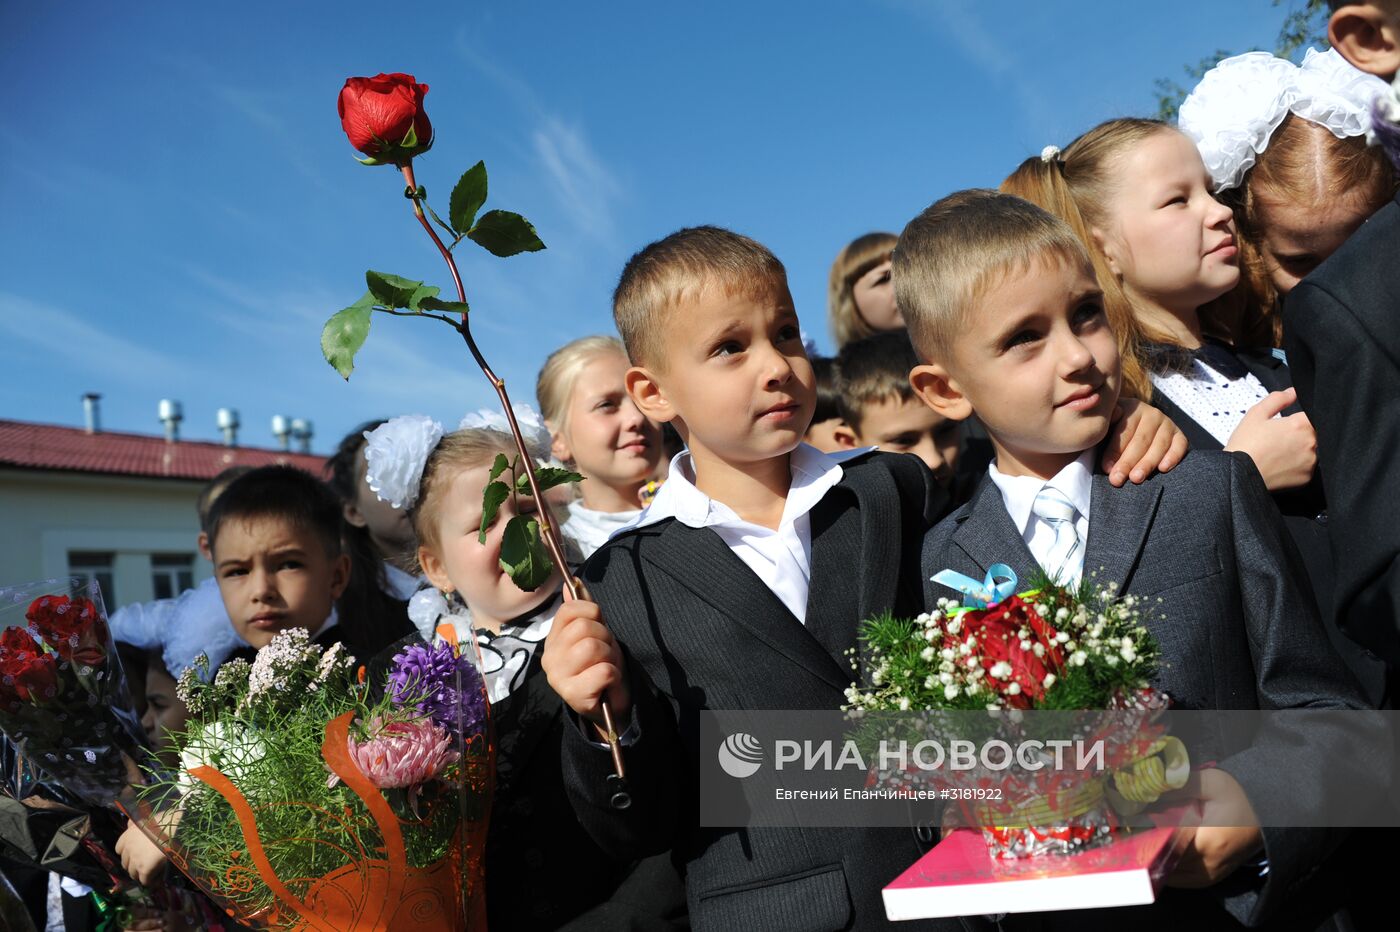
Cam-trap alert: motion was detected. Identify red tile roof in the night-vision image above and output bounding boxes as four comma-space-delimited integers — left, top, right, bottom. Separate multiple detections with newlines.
0, 419, 327, 481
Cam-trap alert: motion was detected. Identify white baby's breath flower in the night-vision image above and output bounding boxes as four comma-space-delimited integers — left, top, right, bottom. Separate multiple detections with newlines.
1042, 673, 1057, 689
946, 617, 963, 635
944, 684, 960, 701
921, 646, 936, 662
898, 697, 911, 711
364, 415, 444, 509
989, 661, 1013, 680
1006, 682, 1022, 696
1055, 607, 1070, 622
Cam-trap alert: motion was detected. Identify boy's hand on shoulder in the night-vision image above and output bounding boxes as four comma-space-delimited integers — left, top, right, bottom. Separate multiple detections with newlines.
116, 819, 169, 887
543, 597, 632, 727
1102, 399, 1189, 487
1166, 768, 1263, 888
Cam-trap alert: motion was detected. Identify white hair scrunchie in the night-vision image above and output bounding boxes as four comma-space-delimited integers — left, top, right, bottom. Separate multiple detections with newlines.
363, 414, 444, 510
1179, 48, 1390, 191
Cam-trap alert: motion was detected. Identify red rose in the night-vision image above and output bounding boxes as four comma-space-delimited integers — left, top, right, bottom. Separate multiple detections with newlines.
337, 73, 433, 164
0, 625, 59, 704
958, 597, 1066, 708
25, 595, 107, 667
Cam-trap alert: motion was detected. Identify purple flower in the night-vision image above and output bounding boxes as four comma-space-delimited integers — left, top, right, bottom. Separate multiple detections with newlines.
387, 641, 486, 739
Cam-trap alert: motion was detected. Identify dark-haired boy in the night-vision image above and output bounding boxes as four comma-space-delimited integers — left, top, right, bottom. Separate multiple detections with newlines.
833, 330, 966, 487
1283, 1, 1400, 687
206, 465, 350, 651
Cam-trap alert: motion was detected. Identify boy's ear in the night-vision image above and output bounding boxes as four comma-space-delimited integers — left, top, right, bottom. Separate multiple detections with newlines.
909, 363, 973, 422
417, 546, 453, 594
1090, 226, 1123, 277
1329, 6, 1400, 78
329, 553, 352, 601
625, 365, 677, 424
832, 423, 862, 450
198, 531, 211, 562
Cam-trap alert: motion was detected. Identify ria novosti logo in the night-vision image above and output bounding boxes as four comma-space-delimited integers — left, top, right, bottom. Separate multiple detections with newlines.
717, 732, 764, 778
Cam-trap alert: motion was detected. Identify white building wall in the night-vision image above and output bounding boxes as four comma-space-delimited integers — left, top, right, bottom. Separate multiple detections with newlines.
0, 468, 208, 611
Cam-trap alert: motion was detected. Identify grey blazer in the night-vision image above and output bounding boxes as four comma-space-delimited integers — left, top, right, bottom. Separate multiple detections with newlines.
921, 450, 1382, 930
561, 451, 976, 932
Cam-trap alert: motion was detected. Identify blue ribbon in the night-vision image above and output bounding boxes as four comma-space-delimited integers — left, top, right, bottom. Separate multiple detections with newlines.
931, 563, 1018, 609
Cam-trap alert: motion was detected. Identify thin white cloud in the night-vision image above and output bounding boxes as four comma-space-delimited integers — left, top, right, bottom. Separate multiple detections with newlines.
210, 84, 335, 191
0, 292, 196, 383
453, 31, 625, 246
879, 0, 1057, 141
533, 117, 622, 244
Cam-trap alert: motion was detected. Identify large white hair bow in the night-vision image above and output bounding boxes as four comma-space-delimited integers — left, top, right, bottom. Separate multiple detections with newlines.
1179, 48, 1390, 191
363, 414, 445, 510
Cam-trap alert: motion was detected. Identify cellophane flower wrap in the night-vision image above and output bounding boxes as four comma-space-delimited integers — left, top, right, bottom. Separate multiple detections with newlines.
845, 572, 1188, 860
129, 627, 493, 930
0, 577, 155, 812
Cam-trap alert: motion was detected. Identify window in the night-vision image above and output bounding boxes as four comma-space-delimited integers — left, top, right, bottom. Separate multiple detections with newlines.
151, 554, 195, 600
67, 551, 115, 611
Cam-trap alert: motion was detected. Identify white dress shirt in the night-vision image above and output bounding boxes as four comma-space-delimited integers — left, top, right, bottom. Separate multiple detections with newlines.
621, 443, 846, 624
987, 450, 1094, 587
562, 500, 643, 559
381, 561, 423, 601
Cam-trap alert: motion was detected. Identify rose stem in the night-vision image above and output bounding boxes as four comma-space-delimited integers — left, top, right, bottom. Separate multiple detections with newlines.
399, 162, 627, 781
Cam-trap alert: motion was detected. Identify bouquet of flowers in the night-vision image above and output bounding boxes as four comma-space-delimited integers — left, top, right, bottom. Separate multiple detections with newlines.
128, 627, 492, 930
0, 578, 153, 807
846, 566, 1190, 859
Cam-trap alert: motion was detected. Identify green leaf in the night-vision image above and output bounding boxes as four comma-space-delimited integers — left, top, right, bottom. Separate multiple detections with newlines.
467, 210, 546, 257
320, 292, 376, 380
406, 282, 440, 311
418, 296, 471, 315
488, 453, 510, 483
478, 480, 510, 544
499, 514, 555, 591
515, 466, 584, 495
365, 271, 423, 309
423, 199, 456, 239
449, 161, 488, 235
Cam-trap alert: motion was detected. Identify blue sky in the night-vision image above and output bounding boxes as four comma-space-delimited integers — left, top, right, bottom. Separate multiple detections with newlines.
1, 0, 1296, 453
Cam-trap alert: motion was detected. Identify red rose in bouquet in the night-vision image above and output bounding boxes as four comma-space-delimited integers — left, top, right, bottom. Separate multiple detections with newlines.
957, 596, 1067, 709
337, 73, 432, 164
0, 626, 59, 704
26, 595, 107, 668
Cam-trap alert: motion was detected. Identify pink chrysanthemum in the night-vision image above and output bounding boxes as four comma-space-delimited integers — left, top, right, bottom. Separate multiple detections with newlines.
347, 716, 458, 789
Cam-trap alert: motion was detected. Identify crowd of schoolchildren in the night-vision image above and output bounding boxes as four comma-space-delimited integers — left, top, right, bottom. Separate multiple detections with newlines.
5, 4, 1399, 929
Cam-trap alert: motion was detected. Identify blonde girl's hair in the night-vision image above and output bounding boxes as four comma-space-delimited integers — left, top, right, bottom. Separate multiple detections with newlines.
828, 232, 898, 349
411, 428, 518, 565
1002, 118, 1193, 400
536, 335, 628, 436
1220, 113, 1398, 346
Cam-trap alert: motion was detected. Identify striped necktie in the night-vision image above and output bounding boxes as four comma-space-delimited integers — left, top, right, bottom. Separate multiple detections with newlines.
1032, 486, 1081, 585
